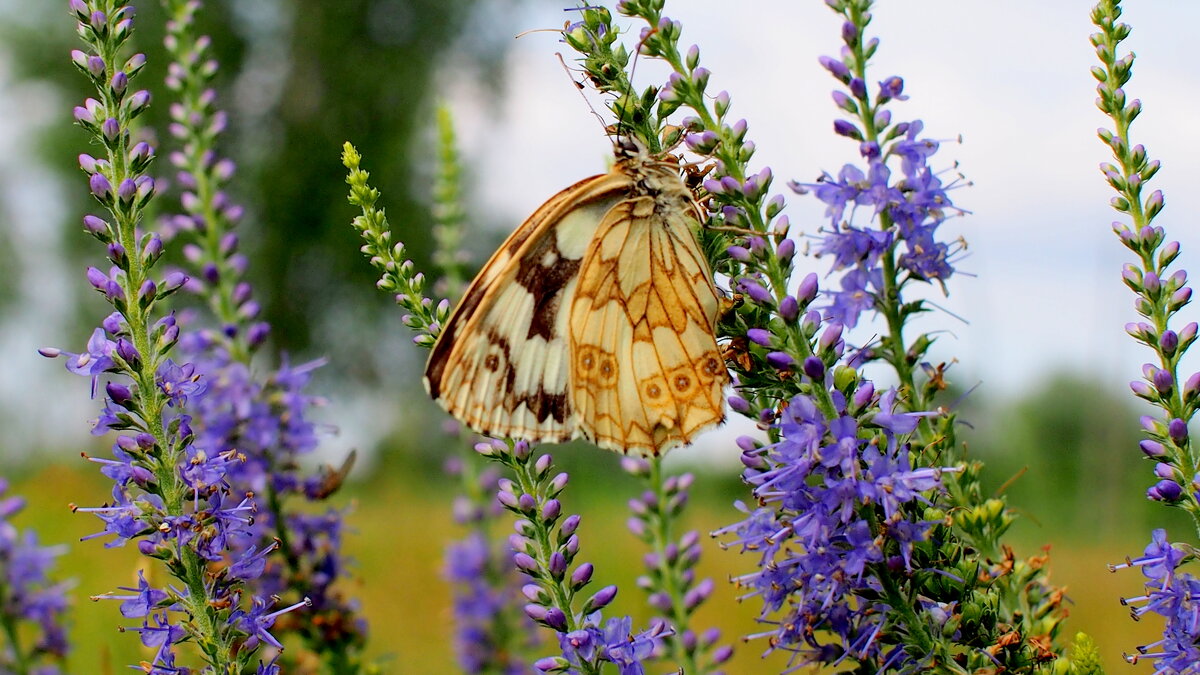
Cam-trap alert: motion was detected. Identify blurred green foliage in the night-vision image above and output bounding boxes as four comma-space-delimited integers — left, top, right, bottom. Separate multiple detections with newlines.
962, 372, 1192, 539
0, 0, 522, 373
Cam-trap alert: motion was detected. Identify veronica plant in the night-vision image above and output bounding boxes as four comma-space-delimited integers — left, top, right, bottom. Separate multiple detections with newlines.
157, 0, 370, 670
564, 1, 1084, 671
444, 435, 531, 675
431, 109, 534, 674
621, 458, 731, 674
45, 2, 307, 672
0, 480, 70, 675
1091, 1, 1200, 671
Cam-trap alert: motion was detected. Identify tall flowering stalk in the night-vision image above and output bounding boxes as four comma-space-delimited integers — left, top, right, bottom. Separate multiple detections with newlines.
0, 481, 70, 675
564, 1, 1081, 671
157, 0, 369, 670
1091, 0, 1200, 670
344, 143, 671, 673
444, 437, 531, 674
622, 458, 731, 674
46, 2, 306, 672
432, 107, 534, 674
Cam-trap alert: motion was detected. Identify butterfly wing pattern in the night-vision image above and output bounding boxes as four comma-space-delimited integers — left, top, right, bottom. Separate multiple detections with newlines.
424, 139, 728, 456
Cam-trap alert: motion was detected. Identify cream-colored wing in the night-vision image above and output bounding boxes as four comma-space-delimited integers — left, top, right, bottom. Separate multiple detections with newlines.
569, 195, 727, 456
425, 174, 624, 442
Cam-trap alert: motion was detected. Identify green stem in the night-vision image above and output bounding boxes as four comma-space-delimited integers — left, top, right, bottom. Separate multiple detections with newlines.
86, 2, 238, 668
645, 457, 699, 674
0, 586, 30, 675
876, 570, 943, 669
507, 452, 601, 675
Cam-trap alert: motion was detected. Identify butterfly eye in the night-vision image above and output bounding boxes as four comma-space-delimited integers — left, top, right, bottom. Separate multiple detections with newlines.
614, 136, 642, 159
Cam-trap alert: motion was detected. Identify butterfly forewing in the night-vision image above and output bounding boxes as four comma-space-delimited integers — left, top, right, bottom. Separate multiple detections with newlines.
425, 143, 729, 455
425, 174, 625, 442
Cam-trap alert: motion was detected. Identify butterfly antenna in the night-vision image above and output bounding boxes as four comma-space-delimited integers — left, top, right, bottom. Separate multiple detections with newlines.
515, 27, 566, 39
555, 52, 610, 138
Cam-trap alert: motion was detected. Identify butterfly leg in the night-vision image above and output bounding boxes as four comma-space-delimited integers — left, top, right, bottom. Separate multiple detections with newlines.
719, 294, 741, 319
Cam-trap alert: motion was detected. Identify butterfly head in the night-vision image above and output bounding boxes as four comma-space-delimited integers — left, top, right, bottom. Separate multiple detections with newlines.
613, 135, 650, 162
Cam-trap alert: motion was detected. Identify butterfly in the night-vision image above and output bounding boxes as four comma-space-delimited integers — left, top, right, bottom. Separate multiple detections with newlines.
424, 137, 728, 456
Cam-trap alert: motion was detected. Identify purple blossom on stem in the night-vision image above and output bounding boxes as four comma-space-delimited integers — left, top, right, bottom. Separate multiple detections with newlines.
443, 430, 531, 674
155, 0, 368, 666
477, 440, 667, 675
0, 481, 70, 673
622, 458, 732, 674
57, 2, 314, 671
1093, 1, 1200, 668
718, 383, 954, 667
1111, 530, 1200, 672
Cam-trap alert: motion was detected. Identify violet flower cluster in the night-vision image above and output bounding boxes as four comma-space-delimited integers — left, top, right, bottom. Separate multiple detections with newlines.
1092, 0, 1200, 671
444, 440, 531, 675
45, 1, 309, 672
480, 440, 672, 675
157, 0, 369, 668
0, 481, 70, 674
621, 458, 731, 674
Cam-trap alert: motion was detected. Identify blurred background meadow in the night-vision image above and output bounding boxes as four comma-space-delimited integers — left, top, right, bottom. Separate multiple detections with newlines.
2, 0, 1199, 671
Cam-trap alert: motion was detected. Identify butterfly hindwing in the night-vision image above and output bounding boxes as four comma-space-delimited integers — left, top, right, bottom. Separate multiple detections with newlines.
569, 177, 727, 455
424, 174, 624, 442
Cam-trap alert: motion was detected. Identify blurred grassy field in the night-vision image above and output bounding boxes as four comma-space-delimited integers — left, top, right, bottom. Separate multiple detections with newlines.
6, 453, 1170, 674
